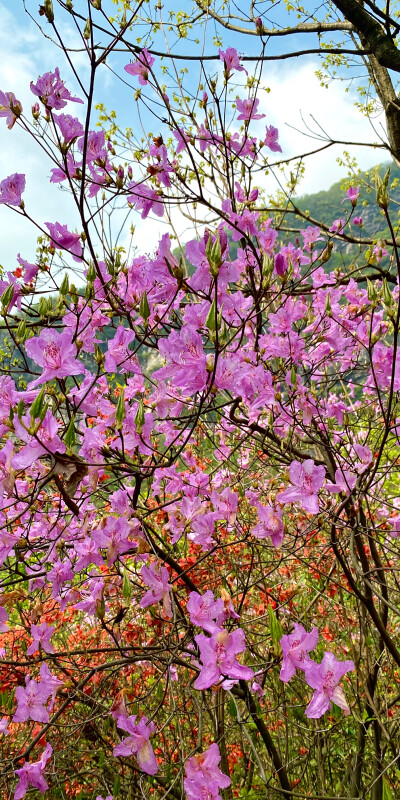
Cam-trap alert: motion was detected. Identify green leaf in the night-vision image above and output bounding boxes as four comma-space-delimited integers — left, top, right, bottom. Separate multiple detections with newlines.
115, 387, 126, 429
64, 416, 76, 449
140, 291, 150, 322
122, 569, 133, 602
268, 605, 283, 655
228, 698, 237, 719
30, 387, 46, 420
383, 778, 394, 800
1, 283, 14, 313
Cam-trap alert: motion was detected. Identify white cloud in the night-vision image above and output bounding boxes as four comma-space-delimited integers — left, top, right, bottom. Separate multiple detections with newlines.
258, 61, 387, 196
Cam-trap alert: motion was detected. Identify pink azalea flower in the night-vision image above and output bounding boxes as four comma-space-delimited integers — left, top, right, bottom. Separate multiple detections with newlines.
30, 67, 83, 110
13, 675, 50, 724
236, 97, 265, 121
0, 716, 9, 735
264, 125, 282, 152
353, 443, 373, 471
372, 243, 388, 261
124, 49, 155, 85
14, 744, 53, 800
0, 604, 8, 633
0, 90, 22, 129
173, 127, 191, 154
325, 469, 357, 495
300, 225, 323, 251
127, 182, 164, 218
140, 562, 173, 618
12, 410, 66, 471
187, 590, 224, 633
78, 130, 107, 164
113, 714, 158, 774
0, 439, 15, 496
104, 325, 135, 373
251, 505, 284, 547
219, 47, 246, 75
341, 186, 359, 206
280, 623, 319, 682
53, 113, 84, 143
274, 252, 287, 276
329, 217, 345, 234
276, 459, 326, 514
91, 516, 132, 563
353, 216, 363, 227
0, 173, 25, 205
74, 538, 103, 571
45, 221, 83, 262
153, 327, 208, 396
387, 517, 400, 538
184, 743, 231, 800
194, 628, 254, 689
25, 328, 82, 386
49, 153, 81, 184
17, 254, 40, 283
304, 652, 355, 718
26, 622, 55, 656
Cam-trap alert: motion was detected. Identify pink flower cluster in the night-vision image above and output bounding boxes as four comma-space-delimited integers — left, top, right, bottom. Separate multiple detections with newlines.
280, 624, 355, 718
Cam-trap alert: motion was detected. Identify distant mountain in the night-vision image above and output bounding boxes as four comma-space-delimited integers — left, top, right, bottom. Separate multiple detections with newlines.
280, 161, 400, 270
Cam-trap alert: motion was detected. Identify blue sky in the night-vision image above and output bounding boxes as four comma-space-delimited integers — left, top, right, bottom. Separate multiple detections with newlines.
0, 0, 388, 272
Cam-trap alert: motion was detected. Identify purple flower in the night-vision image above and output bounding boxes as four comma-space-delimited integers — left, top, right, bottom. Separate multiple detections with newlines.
104, 325, 135, 373
194, 628, 254, 690
325, 469, 357, 495
304, 652, 355, 718
127, 182, 164, 219
341, 186, 359, 206
0, 439, 15, 496
78, 130, 107, 164
14, 744, 53, 800
173, 127, 191, 154
0, 90, 22, 129
13, 675, 50, 724
276, 459, 326, 514
124, 49, 155, 85
153, 326, 208, 396
280, 623, 319, 682
140, 562, 172, 618
187, 590, 224, 633
26, 622, 55, 656
53, 113, 84, 143
17, 254, 40, 283
236, 97, 265, 121
274, 252, 287, 277
45, 221, 83, 262
353, 216, 363, 227
0, 173, 25, 206
30, 68, 83, 110
219, 47, 246, 75
251, 505, 284, 547
353, 444, 372, 471
387, 517, 400, 538
113, 714, 158, 774
0, 605, 8, 633
91, 516, 131, 563
264, 125, 282, 152
300, 225, 323, 251
329, 217, 345, 234
184, 743, 231, 800
26, 328, 82, 387
12, 410, 66, 471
